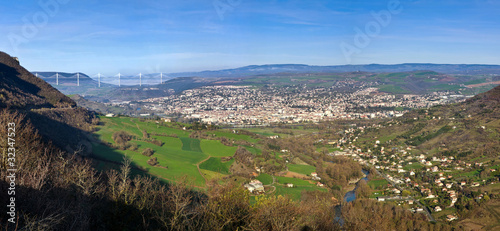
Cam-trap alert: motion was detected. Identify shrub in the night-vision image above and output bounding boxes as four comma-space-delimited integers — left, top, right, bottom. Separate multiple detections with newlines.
147, 157, 159, 166
112, 131, 131, 147
142, 148, 154, 157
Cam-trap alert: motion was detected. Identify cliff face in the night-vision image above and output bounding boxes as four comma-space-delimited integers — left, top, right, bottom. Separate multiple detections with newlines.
0, 51, 94, 155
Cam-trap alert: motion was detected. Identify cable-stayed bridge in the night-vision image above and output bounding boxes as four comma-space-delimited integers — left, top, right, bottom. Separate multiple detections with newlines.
32, 72, 170, 87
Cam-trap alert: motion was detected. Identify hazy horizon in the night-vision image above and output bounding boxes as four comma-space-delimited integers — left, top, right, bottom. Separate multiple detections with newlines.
2, 0, 499, 75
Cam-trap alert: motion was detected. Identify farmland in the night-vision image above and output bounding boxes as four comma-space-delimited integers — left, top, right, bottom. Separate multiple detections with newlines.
91, 116, 330, 201
92, 117, 234, 187
287, 164, 316, 175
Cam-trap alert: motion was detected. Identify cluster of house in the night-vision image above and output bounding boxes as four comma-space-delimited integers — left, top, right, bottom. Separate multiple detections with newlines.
136, 84, 465, 125
323, 121, 500, 223
244, 180, 265, 194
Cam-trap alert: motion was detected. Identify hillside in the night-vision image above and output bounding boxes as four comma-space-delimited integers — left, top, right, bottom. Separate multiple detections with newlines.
0, 52, 95, 155
0, 53, 74, 109
355, 84, 500, 159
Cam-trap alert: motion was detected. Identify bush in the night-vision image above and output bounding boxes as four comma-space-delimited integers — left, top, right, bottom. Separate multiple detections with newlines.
112, 131, 131, 147
128, 142, 139, 151
147, 157, 159, 166
142, 148, 154, 157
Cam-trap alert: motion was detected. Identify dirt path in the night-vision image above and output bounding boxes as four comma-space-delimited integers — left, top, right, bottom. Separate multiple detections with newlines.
266, 186, 276, 195
196, 156, 212, 183
132, 119, 146, 138
284, 171, 308, 179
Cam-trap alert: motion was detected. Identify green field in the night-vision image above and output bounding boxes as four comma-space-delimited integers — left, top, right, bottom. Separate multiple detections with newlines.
93, 117, 211, 187
209, 130, 260, 143
275, 176, 314, 186
93, 116, 328, 200
256, 173, 273, 185
199, 157, 234, 174
287, 164, 316, 175
200, 169, 227, 181
180, 137, 203, 152
403, 163, 424, 170
368, 179, 389, 189
274, 184, 327, 201
200, 140, 238, 157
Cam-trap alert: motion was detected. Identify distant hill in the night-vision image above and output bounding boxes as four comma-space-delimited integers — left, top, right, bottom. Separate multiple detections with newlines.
33, 71, 117, 97
355, 84, 500, 160
0, 52, 95, 155
169, 63, 500, 78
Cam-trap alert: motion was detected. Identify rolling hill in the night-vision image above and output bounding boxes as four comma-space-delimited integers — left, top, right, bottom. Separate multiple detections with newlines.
168, 63, 500, 78
355, 84, 500, 160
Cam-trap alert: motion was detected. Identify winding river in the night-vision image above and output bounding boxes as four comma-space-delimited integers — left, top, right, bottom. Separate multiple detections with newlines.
334, 169, 370, 225
344, 169, 370, 203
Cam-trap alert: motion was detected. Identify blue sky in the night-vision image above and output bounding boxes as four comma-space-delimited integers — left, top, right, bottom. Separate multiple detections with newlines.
1, 0, 499, 75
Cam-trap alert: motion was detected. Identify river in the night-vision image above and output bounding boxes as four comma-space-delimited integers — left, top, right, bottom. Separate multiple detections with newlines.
334, 169, 370, 225
344, 169, 370, 203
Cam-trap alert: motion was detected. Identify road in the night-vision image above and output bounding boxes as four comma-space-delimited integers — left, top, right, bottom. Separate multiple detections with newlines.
371, 166, 436, 222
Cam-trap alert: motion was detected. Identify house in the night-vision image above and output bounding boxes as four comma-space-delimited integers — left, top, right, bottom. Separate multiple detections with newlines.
446, 214, 458, 221
311, 172, 321, 181
316, 182, 324, 187
471, 182, 480, 187
434, 206, 442, 212
408, 200, 414, 205
244, 180, 265, 194
286, 183, 294, 188
377, 197, 386, 202
105, 113, 115, 117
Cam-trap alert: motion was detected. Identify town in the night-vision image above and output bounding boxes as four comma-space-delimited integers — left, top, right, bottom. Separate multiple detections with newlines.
134, 84, 470, 125
325, 120, 499, 223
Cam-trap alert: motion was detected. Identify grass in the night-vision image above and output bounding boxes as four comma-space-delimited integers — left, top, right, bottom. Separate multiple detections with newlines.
200, 169, 227, 181
153, 136, 183, 149
287, 164, 316, 175
200, 140, 237, 157
93, 117, 211, 187
256, 173, 273, 185
275, 176, 314, 186
209, 130, 260, 143
404, 163, 424, 170
199, 157, 234, 174
368, 179, 389, 189
455, 170, 480, 177
274, 185, 327, 201
180, 137, 203, 152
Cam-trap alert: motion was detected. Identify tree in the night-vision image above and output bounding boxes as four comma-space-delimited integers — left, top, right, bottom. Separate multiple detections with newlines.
147, 157, 159, 166
356, 180, 371, 199
142, 148, 154, 157
112, 131, 131, 147
402, 190, 411, 197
